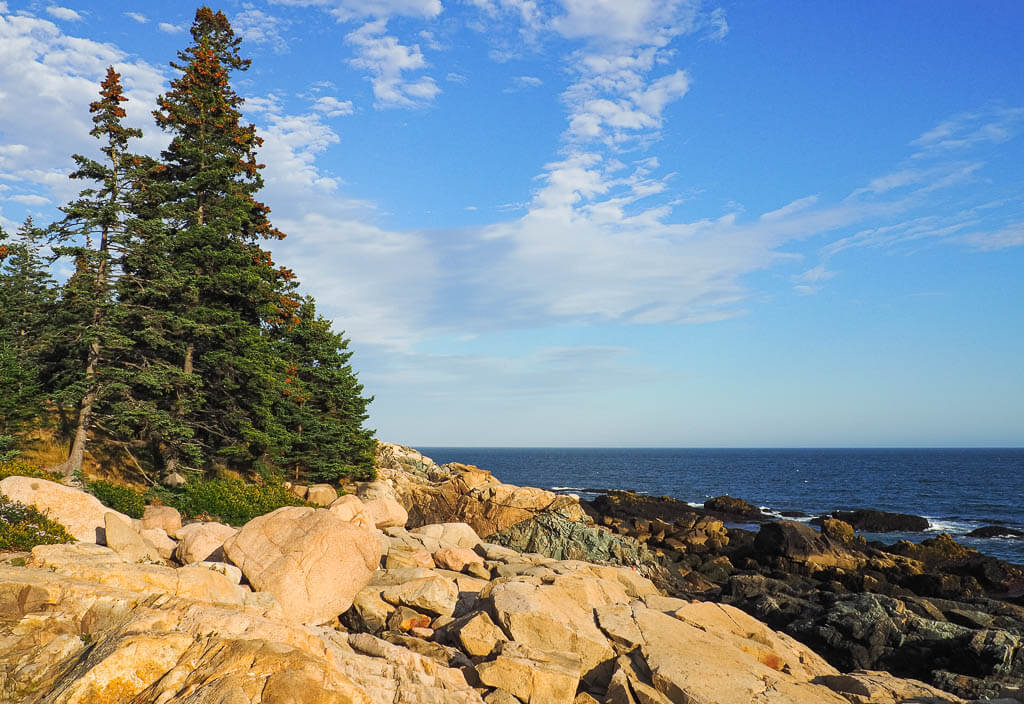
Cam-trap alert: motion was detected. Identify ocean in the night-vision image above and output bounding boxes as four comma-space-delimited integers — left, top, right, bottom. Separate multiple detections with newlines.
419, 448, 1024, 565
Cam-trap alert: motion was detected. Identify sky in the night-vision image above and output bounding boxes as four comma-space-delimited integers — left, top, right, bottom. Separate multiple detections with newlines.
1, 0, 1022, 447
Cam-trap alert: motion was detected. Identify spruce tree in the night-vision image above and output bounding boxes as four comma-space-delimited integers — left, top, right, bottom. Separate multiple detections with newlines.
0, 219, 56, 438
276, 298, 376, 483
121, 6, 291, 473
45, 67, 145, 479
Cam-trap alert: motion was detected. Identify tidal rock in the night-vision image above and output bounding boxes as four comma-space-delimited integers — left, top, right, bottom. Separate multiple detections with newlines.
704, 494, 765, 520
816, 509, 929, 533
223, 506, 381, 624
0, 475, 130, 543
967, 525, 1024, 539
754, 520, 866, 572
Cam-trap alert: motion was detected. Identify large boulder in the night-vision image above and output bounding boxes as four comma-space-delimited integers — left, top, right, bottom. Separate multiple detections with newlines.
0, 476, 130, 543
104, 513, 160, 563
141, 505, 182, 534
754, 520, 866, 572
172, 521, 237, 564
485, 579, 616, 681
223, 506, 381, 625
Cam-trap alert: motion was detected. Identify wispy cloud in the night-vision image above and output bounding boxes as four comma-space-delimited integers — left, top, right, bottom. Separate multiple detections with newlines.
911, 107, 1024, 156
271, 0, 441, 22
234, 7, 289, 54
504, 75, 542, 92
311, 95, 354, 117
960, 221, 1024, 251
45, 6, 82, 22
7, 194, 51, 205
124, 12, 147, 24
346, 19, 440, 109
157, 22, 184, 34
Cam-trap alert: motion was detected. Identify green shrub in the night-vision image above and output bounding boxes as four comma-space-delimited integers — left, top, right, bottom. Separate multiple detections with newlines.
0, 493, 75, 551
168, 478, 307, 526
87, 480, 146, 519
0, 459, 59, 482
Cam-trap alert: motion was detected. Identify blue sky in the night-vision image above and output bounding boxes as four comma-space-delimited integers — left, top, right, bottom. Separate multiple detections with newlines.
1, 0, 1022, 447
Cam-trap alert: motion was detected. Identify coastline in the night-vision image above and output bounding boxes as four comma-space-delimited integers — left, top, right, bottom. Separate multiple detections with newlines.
0, 441, 1021, 703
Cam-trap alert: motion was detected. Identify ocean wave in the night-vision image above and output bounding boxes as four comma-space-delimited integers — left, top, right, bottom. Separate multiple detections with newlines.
924, 518, 980, 535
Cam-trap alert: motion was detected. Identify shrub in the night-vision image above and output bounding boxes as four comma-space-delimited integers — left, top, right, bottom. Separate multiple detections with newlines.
168, 478, 307, 526
0, 493, 75, 551
87, 480, 146, 519
0, 459, 59, 482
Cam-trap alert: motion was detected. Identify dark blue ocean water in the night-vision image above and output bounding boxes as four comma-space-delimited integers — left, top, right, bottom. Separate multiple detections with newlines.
419, 448, 1024, 565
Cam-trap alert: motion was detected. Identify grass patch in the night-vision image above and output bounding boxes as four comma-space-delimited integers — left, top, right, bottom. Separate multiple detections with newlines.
0, 494, 75, 551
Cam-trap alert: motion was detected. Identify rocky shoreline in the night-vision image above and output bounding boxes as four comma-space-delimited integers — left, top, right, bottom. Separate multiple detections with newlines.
0, 442, 1021, 703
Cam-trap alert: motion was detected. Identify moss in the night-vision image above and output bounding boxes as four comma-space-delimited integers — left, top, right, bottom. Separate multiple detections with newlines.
167, 478, 307, 526
0, 493, 75, 551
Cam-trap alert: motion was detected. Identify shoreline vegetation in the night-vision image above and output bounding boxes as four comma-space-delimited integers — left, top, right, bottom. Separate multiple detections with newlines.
1, 441, 1023, 703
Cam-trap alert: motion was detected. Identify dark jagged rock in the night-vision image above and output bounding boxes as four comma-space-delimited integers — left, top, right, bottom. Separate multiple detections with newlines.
703, 494, 765, 520
813, 509, 929, 533
585, 490, 701, 525
753, 520, 867, 572
968, 525, 1024, 539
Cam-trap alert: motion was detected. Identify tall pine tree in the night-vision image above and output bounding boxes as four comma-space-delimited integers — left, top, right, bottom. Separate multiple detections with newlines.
118, 7, 292, 473
45, 67, 146, 479
0, 219, 56, 438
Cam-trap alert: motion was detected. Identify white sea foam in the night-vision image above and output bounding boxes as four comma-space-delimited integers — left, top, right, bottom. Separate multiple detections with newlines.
924, 518, 978, 535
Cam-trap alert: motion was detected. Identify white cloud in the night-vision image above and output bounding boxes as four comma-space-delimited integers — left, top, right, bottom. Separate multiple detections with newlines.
761, 195, 819, 220
446, 72, 467, 83
124, 12, 147, 24
550, 0, 699, 45
961, 222, 1024, 251
911, 107, 1024, 155
234, 8, 289, 54
158, 22, 184, 34
46, 6, 82, 22
704, 7, 728, 40
0, 12, 168, 210
312, 95, 354, 117
504, 75, 542, 92
346, 19, 440, 108
270, 0, 441, 21
7, 194, 50, 205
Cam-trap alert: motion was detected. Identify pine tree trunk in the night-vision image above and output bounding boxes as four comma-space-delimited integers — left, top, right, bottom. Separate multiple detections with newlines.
51, 250, 108, 484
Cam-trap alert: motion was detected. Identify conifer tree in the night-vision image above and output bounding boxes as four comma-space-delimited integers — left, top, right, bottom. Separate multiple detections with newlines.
0, 219, 56, 437
45, 67, 146, 479
276, 298, 376, 483
119, 6, 292, 473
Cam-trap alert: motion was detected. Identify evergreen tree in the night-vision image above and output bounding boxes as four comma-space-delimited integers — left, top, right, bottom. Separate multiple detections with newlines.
0, 219, 56, 437
45, 67, 145, 479
276, 298, 376, 483
117, 6, 291, 473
